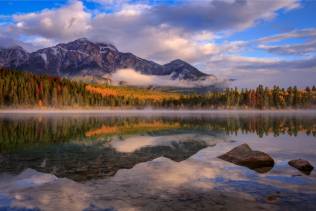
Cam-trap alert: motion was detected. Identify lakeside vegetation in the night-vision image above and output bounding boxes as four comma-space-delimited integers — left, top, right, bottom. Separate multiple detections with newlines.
1, 68, 316, 109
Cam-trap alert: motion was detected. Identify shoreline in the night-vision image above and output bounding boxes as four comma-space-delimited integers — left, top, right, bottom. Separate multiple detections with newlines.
0, 108, 316, 114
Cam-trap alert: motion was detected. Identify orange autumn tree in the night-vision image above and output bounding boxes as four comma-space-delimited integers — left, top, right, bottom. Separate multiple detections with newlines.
85, 84, 180, 102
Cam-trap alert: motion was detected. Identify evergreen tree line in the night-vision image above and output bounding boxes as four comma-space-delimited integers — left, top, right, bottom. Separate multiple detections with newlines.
165, 85, 316, 109
0, 68, 315, 109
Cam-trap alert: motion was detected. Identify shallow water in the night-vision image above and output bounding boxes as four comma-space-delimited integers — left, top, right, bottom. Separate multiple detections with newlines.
0, 112, 315, 210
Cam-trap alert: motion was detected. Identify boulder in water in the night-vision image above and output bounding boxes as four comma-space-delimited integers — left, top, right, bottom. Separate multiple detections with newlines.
218, 144, 274, 173
288, 159, 314, 175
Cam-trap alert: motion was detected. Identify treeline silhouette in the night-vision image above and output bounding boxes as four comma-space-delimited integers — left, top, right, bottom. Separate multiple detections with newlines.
0, 68, 315, 108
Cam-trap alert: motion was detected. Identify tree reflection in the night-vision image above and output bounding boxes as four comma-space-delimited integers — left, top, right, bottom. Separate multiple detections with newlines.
0, 114, 315, 153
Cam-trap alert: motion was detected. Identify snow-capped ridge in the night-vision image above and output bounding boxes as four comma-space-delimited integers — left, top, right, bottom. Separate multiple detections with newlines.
0, 38, 219, 88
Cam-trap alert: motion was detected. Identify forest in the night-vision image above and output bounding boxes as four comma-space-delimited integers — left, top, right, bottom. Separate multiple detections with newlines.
0, 68, 316, 109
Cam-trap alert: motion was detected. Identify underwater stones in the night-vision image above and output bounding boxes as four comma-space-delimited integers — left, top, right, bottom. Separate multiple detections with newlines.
218, 144, 275, 173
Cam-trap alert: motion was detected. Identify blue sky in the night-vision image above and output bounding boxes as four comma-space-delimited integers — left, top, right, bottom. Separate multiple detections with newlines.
0, 0, 316, 88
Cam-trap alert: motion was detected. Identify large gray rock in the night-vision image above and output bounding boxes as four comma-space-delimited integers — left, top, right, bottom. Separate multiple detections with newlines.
218, 144, 274, 173
288, 159, 314, 175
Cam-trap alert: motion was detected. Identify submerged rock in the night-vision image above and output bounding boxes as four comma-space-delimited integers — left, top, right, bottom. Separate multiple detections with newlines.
83, 204, 116, 211
218, 144, 274, 173
288, 159, 314, 175
266, 194, 281, 203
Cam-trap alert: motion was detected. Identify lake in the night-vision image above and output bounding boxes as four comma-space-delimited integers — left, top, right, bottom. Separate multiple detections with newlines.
0, 111, 316, 211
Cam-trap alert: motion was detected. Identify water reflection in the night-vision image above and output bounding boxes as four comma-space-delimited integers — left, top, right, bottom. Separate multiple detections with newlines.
0, 113, 315, 153
0, 112, 316, 210
0, 137, 216, 181
0, 113, 315, 181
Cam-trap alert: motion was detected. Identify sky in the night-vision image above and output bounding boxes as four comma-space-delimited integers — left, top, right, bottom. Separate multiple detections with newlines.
0, 0, 316, 88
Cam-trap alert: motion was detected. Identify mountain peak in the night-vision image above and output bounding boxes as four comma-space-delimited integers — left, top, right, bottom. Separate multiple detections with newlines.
168, 59, 187, 64
0, 45, 29, 69
0, 38, 215, 84
62, 38, 95, 47
74, 37, 90, 42
59, 38, 119, 52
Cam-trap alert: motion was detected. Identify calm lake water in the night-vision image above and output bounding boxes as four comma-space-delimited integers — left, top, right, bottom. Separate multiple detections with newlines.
0, 111, 316, 211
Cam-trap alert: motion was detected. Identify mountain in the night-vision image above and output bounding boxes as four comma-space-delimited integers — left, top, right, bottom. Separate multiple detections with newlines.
0, 46, 29, 68
0, 38, 217, 87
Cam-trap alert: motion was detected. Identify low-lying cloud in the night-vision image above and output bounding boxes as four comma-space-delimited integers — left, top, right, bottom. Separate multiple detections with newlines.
109, 68, 219, 88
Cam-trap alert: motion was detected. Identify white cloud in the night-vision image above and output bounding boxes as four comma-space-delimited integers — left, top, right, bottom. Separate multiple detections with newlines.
146, 0, 299, 33
257, 28, 316, 43
116, 4, 151, 16
90, 0, 128, 5
254, 28, 316, 56
111, 68, 154, 86
89, 16, 218, 63
204, 55, 316, 88
109, 68, 219, 87
13, 1, 91, 40
259, 41, 316, 55
86, 0, 300, 64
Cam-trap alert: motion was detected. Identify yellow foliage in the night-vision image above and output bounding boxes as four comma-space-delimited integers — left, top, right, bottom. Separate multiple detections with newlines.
85, 85, 180, 102
37, 100, 44, 107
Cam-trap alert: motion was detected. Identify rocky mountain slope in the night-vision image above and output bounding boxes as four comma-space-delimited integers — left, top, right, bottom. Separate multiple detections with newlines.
0, 38, 217, 86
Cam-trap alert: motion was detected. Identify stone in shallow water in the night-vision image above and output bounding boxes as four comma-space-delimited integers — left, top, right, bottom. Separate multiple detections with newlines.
265, 192, 281, 204
83, 204, 116, 211
288, 159, 314, 175
218, 144, 275, 173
